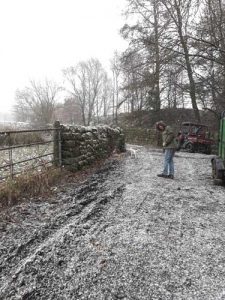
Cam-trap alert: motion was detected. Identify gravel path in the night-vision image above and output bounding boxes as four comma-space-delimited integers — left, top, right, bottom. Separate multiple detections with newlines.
0, 146, 225, 300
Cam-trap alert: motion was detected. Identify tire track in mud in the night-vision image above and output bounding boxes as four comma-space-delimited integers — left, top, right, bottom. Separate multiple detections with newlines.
0, 160, 125, 299
0, 166, 111, 264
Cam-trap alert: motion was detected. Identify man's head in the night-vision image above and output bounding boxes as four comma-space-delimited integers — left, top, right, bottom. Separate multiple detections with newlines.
155, 121, 166, 132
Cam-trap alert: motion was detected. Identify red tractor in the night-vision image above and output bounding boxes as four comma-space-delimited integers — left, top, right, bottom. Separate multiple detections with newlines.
177, 122, 215, 154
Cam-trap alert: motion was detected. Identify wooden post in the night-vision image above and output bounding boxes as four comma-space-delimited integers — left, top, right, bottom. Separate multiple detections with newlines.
53, 121, 61, 167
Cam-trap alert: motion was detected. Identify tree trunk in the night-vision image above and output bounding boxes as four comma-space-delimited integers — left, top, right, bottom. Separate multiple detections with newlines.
175, 1, 200, 122
153, 0, 161, 111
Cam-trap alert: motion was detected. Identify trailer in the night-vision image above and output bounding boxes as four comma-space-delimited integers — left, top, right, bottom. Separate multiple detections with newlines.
211, 111, 225, 184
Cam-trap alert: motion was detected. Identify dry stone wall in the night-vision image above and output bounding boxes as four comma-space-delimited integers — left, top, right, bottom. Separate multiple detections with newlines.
61, 125, 125, 172
123, 128, 161, 146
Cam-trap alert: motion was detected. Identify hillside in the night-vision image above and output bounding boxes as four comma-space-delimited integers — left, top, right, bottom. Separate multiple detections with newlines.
117, 108, 219, 133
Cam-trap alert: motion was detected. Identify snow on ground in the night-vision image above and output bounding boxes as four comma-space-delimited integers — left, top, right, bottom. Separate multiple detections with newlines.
0, 121, 31, 130
0, 145, 225, 299
0, 144, 53, 179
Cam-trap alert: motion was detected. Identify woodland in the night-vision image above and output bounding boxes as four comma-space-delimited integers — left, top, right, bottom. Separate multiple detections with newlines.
13, 0, 225, 129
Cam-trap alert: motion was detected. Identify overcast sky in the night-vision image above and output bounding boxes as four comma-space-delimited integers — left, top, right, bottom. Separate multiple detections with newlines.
0, 0, 128, 114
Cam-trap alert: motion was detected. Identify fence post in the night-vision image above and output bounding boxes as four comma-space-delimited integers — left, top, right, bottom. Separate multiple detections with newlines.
7, 132, 14, 179
53, 121, 61, 167
7, 132, 13, 205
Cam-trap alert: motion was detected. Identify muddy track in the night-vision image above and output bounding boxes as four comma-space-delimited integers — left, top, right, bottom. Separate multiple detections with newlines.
1, 147, 225, 299
0, 160, 125, 299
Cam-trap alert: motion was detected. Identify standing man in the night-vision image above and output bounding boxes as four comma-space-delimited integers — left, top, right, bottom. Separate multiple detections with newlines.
155, 121, 177, 179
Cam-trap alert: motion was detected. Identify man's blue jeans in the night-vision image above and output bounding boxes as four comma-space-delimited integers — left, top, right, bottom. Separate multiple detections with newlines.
163, 149, 175, 175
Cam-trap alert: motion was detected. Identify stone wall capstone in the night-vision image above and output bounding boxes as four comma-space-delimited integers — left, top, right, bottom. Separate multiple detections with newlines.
60, 124, 125, 172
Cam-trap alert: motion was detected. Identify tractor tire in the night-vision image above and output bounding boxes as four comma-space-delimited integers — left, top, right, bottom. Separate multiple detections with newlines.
185, 142, 194, 153
212, 158, 225, 185
212, 159, 217, 179
204, 145, 212, 155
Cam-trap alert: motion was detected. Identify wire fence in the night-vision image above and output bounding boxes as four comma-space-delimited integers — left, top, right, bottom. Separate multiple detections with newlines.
0, 127, 61, 181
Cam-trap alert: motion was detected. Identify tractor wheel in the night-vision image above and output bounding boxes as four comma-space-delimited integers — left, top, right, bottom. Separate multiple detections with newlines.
222, 176, 225, 186
185, 142, 194, 153
212, 159, 217, 179
204, 145, 211, 154
212, 159, 224, 185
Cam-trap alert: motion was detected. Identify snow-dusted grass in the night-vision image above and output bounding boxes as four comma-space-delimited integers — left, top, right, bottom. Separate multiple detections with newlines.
0, 125, 54, 180
0, 143, 54, 180
0, 124, 57, 206
0, 122, 28, 130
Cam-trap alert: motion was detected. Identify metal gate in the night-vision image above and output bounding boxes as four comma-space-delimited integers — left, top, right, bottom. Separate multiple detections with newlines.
0, 127, 61, 181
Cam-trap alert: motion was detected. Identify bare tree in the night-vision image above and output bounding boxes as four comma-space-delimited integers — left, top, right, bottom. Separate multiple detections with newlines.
160, 0, 201, 121
14, 79, 62, 125
121, 0, 175, 111
120, 51, 150, 112
192, 0, 225, 113
63, 58, 106, 126
111, 52, 122, 123
94, 73, 113, 123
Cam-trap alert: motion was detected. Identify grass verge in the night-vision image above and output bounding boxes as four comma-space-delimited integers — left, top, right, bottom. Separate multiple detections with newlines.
0, 153, 125, 210
0, 167, 62, 208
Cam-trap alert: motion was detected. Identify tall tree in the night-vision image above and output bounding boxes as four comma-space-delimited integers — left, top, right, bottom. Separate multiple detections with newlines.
63, 58, 106, 126
121, 0, 178, 111
120, 51, 150, 111
111, 52, 122, 123
92, 73, 113, 124
98, 73, 113, 122
192, 0, 225, 113
160, 0, 201, 122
